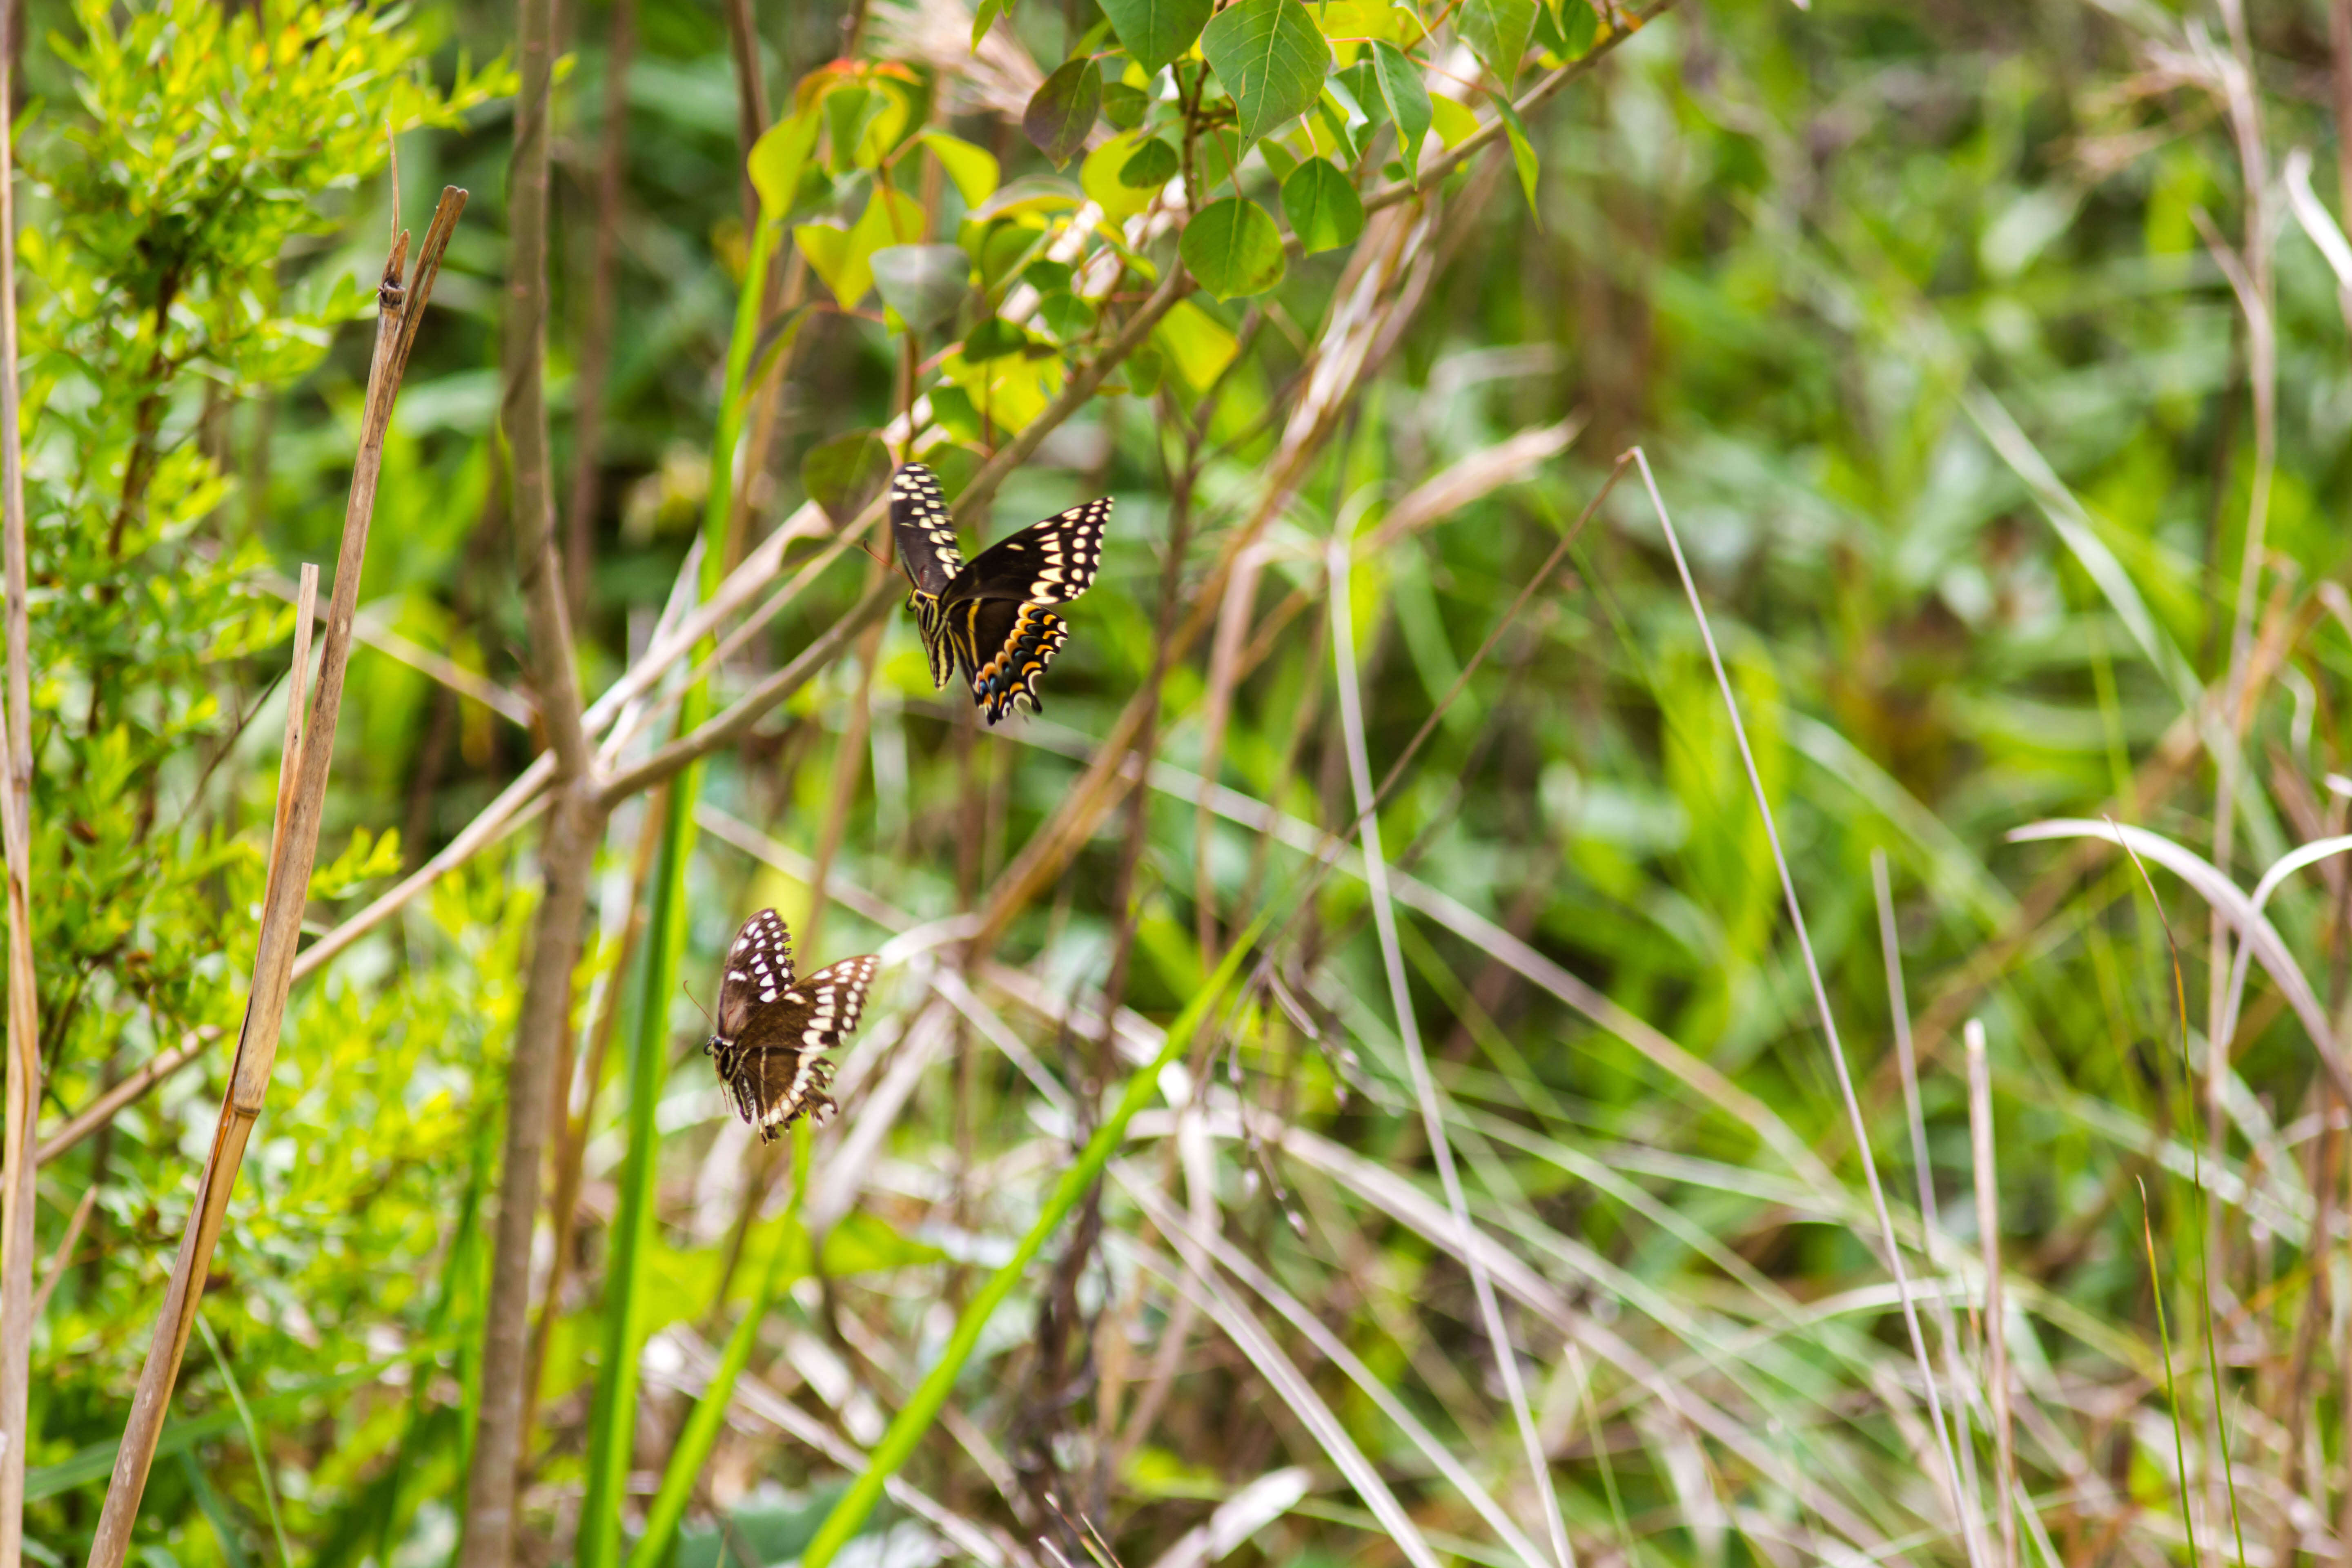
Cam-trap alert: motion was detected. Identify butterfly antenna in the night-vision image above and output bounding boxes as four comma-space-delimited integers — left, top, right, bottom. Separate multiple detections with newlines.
681, 979, 713, 1029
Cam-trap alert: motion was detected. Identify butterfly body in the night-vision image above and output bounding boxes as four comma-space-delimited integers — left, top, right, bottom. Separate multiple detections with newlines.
890, 463, 1111, 724
705, 908, 880, 1142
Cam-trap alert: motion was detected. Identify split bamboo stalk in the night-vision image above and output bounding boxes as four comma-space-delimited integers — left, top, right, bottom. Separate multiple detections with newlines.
81, 187, 468, 1568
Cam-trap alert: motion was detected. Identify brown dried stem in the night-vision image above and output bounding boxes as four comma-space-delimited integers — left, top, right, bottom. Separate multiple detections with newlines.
81, 187, 468, 1568
1967, 1020, 2018, 1568
459, 0, 604, 1552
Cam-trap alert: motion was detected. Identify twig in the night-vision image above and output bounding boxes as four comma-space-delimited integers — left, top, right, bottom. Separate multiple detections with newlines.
35, 1029, 222, 1167
1965, 1021, 2017, 1568
82, 186, 468, 1567
26, 1182, 95, 1326
0, 8, 34, 1548
459, 0, 604, 1552
254, 569, 535, 726
565, 0, 636, 623
1632, 449, 1978, 1553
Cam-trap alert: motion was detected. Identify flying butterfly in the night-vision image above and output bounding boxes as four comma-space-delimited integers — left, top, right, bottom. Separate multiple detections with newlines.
704, 908, 880, 1142
890, 463, 1112, 724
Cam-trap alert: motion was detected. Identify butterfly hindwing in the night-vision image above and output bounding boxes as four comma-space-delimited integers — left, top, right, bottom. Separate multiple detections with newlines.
953, 600, 1070, 723
705, 911, 879, 1143
941, 497, 1111, 607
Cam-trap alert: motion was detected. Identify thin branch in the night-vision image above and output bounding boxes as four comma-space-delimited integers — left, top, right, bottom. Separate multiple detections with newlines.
254, 569, 536, 727
459, 0, 603, 1550
82, 188, 469, 1568
565, 0, 636, 624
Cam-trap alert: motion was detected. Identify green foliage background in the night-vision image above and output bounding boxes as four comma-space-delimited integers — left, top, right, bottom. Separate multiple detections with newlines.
15, 0, 2352, 1561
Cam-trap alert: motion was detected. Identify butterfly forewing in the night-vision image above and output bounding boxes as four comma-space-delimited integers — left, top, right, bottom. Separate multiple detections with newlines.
890, 463, 965, 597
941, 497, 1111, 607
714, 908, 794, 1038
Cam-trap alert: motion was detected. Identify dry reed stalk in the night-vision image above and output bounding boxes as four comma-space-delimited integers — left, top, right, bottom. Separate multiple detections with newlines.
1965, 1020, 2018, 1568
0, 6, 33, 1548
25, 1182, 94, 1326
80, 183, 467, 1568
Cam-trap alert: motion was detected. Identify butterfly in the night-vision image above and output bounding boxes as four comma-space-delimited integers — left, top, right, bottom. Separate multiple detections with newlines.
890, 462, 1112, 724
704, 908, 880, 1142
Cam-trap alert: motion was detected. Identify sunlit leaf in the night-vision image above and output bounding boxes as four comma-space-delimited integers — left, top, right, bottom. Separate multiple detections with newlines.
1201, 0, 1331, 144
1430, 93, 1479, 149
917, 130, 1000, 207
747, 105, 821, 220
1457, 0, 1536, 83
1180, 196, 1287, 299
1154, 298, 1241, 389
1281, 158, 1364, 253
1369, 42, 1430, 186
1082, 129, 1160, 223
1490, 91, 1540, 220
1025, 56, 1102, 168
1100, 0, 1214, 76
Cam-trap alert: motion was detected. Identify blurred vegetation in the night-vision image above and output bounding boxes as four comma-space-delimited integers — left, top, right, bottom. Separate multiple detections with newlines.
17, 0, 2352, 1562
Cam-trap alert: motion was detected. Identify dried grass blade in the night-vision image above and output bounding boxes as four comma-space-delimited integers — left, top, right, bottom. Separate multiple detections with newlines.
1631, 449, 1977, 1557
1326, 529, 1573, 1568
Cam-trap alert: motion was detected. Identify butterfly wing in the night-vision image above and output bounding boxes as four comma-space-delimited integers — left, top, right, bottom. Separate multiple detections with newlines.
891, 464, 966, 689
939, 497, 1111, 607
713, 908, 794, 1042
890, 464, 965, 596
724, 953, 881, 1141
947, 599, 1070, 724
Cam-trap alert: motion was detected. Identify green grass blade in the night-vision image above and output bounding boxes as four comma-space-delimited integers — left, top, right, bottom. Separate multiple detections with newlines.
579, 212, 779, 1568
797, 912, 1270, 1568
196, 1313, 296, 1568
626, 1124, 814, 1568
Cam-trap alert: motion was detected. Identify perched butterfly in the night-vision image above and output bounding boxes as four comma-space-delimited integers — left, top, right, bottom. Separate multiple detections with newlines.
890, 462, 1112, 724
704, 908, 880, 1142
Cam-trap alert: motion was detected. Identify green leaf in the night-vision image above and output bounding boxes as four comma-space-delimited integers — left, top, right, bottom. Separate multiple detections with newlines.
1369, 42, 1430, 186
1024, 57, 1102, 168
1125, 344, 1167, 398
1022, 260, 1076, 294
972, 0, 1007, 45
1154, 298, 1241, 389
1430, 93, 1480, 149
794, 185, 924, 307
823, 85, 890, 173
1200, 0, 1332, 144
1038, 291, 1099, 341
802, 431, 895, 526
1557, 0, 1599, 57
748, 105, 822, 220
1280, 158, 1364, 253
1457, 0, 1537, 83
917, 130, 1000, 207
1118, 137, 1181, 189
1082, 129, 1160, 223
931, 383, 984, 443
1179, 197, 1287, 299
1102, 80, 1152, 129
870, 243, 972, 332
1490, 91, 1541, 220
791, 221, 855, 301
963, 316, 1033, 362
1100, 0, 1214, 76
